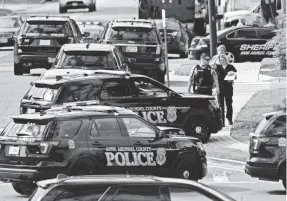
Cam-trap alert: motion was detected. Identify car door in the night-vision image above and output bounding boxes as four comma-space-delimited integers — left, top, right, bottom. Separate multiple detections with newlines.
118, 116, 171, 175
256, 27, 277, 58
87, 116, 132, 174
225, 27, 259, 62
126, 76, 192, 128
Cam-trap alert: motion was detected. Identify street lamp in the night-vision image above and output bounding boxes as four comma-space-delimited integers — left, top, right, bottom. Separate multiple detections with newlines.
161, 0, 170, 87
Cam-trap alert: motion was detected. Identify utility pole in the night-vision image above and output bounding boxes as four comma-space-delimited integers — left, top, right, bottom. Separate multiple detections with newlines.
162, 0, 170, 87
208, 0, 217, 57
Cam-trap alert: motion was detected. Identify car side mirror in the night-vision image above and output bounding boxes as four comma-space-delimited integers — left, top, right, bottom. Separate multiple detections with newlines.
168, 91, 177, 98
83, 32, 90, 37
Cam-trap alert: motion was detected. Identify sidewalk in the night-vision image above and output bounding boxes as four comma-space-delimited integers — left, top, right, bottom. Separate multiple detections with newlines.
166, 59, 275, 161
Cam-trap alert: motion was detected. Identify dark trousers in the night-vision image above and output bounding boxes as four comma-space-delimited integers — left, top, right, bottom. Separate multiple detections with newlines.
218, 86, 233, 125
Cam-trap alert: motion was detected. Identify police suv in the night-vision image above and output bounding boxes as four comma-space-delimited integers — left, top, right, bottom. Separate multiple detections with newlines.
189, 26, 277, 63
13, 15, 88, 76
101, 19, 166, 83
39, 43, 130, 80
0, 104, 207, 195
76, 21, 105, 43
20, 71, 222, 143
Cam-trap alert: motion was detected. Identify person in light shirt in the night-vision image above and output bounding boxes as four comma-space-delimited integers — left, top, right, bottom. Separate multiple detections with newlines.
237, 17, 246, 27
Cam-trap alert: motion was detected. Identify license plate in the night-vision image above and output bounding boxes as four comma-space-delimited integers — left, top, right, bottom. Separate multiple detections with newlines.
27, 108, 35, 114
126, 46, 137, 52
8, 146, 20, 155
0, 38, 7, 43
39, 40, 50, 46
72, 3, 77, 6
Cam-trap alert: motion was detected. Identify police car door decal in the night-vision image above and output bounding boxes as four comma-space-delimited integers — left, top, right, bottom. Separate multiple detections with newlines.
105, 147, 166, 166
239, 43, 275, 56
127, 106, 190, 124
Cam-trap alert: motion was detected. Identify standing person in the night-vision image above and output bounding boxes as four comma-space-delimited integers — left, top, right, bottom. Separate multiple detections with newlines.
217, 54, 237, 125
188, 53, 220, 96
211, 45, 227, 65
237, 17, 246, 27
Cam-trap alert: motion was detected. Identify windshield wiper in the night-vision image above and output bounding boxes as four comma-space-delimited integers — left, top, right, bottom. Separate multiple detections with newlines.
16, 133, 33, 137
32, 96, 43, 100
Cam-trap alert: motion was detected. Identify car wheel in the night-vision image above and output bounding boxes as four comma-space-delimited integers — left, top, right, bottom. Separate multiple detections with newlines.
12, 182, 36, 196
176, 158, 199, 181
59, 6, 66, 13
225, 52, 235, 63
187, 117, 211, 143
14, 63, 23, 75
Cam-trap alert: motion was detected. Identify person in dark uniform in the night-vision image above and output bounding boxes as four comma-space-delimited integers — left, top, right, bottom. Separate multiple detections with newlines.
188, 53, 220, 96
215, 54, 237, 125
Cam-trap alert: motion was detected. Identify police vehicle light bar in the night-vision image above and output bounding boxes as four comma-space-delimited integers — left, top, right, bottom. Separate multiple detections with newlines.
77, 21, 102, 25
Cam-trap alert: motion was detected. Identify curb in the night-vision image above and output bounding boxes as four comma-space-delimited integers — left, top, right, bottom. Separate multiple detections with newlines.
207, 157, 246, 165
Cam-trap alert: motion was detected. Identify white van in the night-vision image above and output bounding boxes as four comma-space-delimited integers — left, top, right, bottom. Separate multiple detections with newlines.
223, 0, 284, 28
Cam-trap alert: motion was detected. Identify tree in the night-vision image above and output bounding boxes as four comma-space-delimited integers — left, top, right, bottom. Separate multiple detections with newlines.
267, 16, 286, 70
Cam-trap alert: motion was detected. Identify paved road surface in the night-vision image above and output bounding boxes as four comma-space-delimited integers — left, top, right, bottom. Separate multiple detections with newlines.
0, 1, 285, 201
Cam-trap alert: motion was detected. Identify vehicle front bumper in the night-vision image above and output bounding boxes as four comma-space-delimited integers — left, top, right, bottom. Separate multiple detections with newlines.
245, 160, 279, 181
60, 0, 92, 8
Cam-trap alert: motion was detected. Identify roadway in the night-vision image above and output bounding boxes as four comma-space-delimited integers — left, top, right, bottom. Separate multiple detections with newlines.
0, 0, 285, 200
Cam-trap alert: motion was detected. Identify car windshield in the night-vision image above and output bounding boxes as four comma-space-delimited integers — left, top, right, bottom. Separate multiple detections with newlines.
109, 26, 158, 43
155, 20, 179, 30
0, 16, 21, 28
24, 84, 61, 102
22, 20, 72, 35
0, 120, 48, 138
55, 51, 118, 70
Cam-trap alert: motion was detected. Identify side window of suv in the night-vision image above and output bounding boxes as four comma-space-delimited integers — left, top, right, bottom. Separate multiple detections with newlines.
100, 80, 132, 100
233, 28, 257, 39
90, 118, 122, 137
122, 117, 156, 138
266, 115, 286, 136
257, 28, 277, 39
48, 120, 82, 138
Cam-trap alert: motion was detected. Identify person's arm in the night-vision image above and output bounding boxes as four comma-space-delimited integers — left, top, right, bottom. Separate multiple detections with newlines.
188, 66, 196, 93
211, 68, 220, 94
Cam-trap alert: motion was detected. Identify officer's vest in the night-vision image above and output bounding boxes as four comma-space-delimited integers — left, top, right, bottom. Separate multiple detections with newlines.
193, 65, 213, 90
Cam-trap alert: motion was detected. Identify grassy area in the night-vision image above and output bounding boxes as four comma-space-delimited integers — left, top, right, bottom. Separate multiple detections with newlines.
231, 87, 286, 143
260, 58, 286, 78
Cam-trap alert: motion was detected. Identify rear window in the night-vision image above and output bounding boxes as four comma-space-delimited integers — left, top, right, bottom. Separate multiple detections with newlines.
24, 84, 62, 102
1, 120, 49, 138
0, 16, 21, 28
22, 20, 72, 35
55, 51, 118, 70
155, 20, 179, 30
108, 26, 158, 43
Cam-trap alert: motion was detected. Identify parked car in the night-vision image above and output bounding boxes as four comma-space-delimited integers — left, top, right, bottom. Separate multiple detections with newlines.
39, 43, 130, 80
13, 15, 85, 75
59, 0, 97, 13
188, 26, 278, 63
28, 175, 236, 201
245, 111, 286, 189
154, 18, 189, 58
0, 15, 23, 47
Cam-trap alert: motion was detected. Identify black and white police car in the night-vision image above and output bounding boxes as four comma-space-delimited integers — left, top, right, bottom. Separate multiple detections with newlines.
189, 26, 278, 62
0, 104, 206, 195
39, 43, 130, 80
76, 21, 105, 43
13, 15, 87, 76
21, 71, 222, 143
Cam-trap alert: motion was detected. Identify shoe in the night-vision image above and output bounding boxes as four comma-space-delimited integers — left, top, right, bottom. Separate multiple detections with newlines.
228, 119, 233, 125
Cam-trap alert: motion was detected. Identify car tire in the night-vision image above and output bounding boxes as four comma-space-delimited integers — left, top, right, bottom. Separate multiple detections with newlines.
14, 63, 23, 75
186, 117, 211, 143
59, 6, 66, 13
176, 158, 199, 181
12, 182, 36, 196
225, 52, 235, 63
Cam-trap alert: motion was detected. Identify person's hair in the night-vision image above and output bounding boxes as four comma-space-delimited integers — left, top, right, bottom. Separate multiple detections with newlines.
218, 54, 229, 64
217, 45, 226, 52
